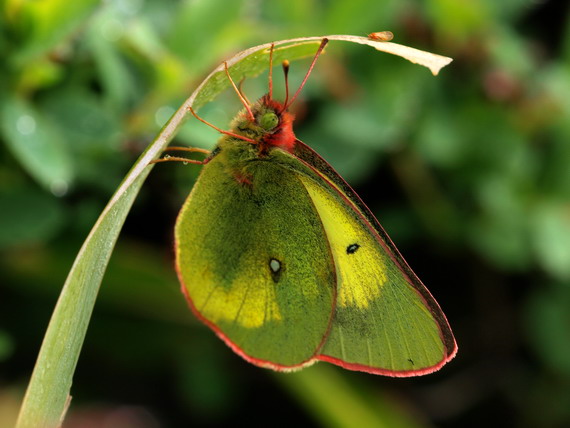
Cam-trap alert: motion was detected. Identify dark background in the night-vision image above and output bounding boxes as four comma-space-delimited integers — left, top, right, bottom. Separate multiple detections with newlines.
2, 0, 570, 426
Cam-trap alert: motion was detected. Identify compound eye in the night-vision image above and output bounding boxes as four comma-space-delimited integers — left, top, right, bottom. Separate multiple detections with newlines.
259, 112, 279, 130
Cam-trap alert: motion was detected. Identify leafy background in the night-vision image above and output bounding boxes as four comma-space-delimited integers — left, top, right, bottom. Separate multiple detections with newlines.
1, 0, 570, 426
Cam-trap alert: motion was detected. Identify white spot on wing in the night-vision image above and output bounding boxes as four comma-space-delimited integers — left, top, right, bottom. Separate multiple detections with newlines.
269, 258, 281, 273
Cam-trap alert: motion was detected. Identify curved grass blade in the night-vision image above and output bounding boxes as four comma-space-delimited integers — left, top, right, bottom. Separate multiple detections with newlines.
15, 35, 452, 428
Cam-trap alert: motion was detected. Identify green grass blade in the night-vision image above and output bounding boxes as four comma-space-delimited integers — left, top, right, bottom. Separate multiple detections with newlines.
15, 35, 451, 427
14, 169, 150, 428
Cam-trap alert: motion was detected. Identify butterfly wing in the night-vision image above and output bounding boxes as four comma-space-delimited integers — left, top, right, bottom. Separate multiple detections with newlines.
175, 151, 336, 370
273, 140, 457, 376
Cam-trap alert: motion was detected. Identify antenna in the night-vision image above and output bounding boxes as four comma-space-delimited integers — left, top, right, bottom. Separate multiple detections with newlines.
188, 107, 256, 144
268, 43, 275, 100
282, 38, 328, 112
282, 60, 290, 108
224, 62, 255, 122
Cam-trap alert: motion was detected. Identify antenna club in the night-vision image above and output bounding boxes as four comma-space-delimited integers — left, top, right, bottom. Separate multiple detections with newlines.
283, 38, 328, 111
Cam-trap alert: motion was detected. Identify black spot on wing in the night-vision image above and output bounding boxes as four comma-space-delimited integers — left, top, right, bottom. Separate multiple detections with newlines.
346, 243, 360, 254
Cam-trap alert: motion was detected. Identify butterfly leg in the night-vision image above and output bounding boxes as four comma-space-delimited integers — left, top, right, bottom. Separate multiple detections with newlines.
151, 146, 212, 165
187, 107, 257, 144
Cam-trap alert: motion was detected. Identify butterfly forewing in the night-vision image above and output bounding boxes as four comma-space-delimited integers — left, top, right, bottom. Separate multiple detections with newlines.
272, 141, 457, 375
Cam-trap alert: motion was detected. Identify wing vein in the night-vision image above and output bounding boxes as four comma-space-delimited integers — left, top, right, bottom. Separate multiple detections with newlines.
389, 279, 414, 367
200, 282, 219, 311
390, 268, 443, 366
234, 278, 253, 324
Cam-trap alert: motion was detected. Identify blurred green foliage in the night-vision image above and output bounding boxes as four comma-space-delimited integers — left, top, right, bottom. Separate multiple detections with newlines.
1, 0, 570, 426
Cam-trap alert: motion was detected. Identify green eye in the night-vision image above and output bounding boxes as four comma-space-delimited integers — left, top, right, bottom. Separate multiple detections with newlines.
259, 112, 279, 130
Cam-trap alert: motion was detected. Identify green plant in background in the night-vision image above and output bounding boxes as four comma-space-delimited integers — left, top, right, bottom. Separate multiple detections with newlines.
2, 0, 570, 427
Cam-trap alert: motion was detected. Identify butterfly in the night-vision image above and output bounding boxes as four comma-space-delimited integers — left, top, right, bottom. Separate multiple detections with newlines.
158, 38, 457, 375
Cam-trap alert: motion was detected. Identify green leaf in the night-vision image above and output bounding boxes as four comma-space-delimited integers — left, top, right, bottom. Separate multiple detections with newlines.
166, 0, 249, 70
425, 0, 490, 41
531, 200, 570, 279
324, 0, 399, 34
9, 0, 100, 67
0, 96, 74, 194
0, 330, 15, 362
468, 175, 531, 270
85, 12, 138, 110
0, 186, 65, 248
38, 88, 121, 151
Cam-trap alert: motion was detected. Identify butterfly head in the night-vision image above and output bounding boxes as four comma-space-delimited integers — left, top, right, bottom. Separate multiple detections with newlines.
258, 108, 279, 131
225, 39, 328, 155
231, 95, 296, 153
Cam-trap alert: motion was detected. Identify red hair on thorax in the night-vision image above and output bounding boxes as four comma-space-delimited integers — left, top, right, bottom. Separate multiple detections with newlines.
261, 97, 296, 153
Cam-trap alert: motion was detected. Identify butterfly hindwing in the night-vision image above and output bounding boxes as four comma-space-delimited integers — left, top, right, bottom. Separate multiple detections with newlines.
175, 148, 336, 369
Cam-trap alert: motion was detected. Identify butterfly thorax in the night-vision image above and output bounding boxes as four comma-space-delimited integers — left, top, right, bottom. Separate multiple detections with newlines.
228, 95, 296, 155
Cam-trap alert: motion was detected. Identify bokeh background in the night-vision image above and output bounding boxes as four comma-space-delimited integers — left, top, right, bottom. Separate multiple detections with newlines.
2, 0, 570, 426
